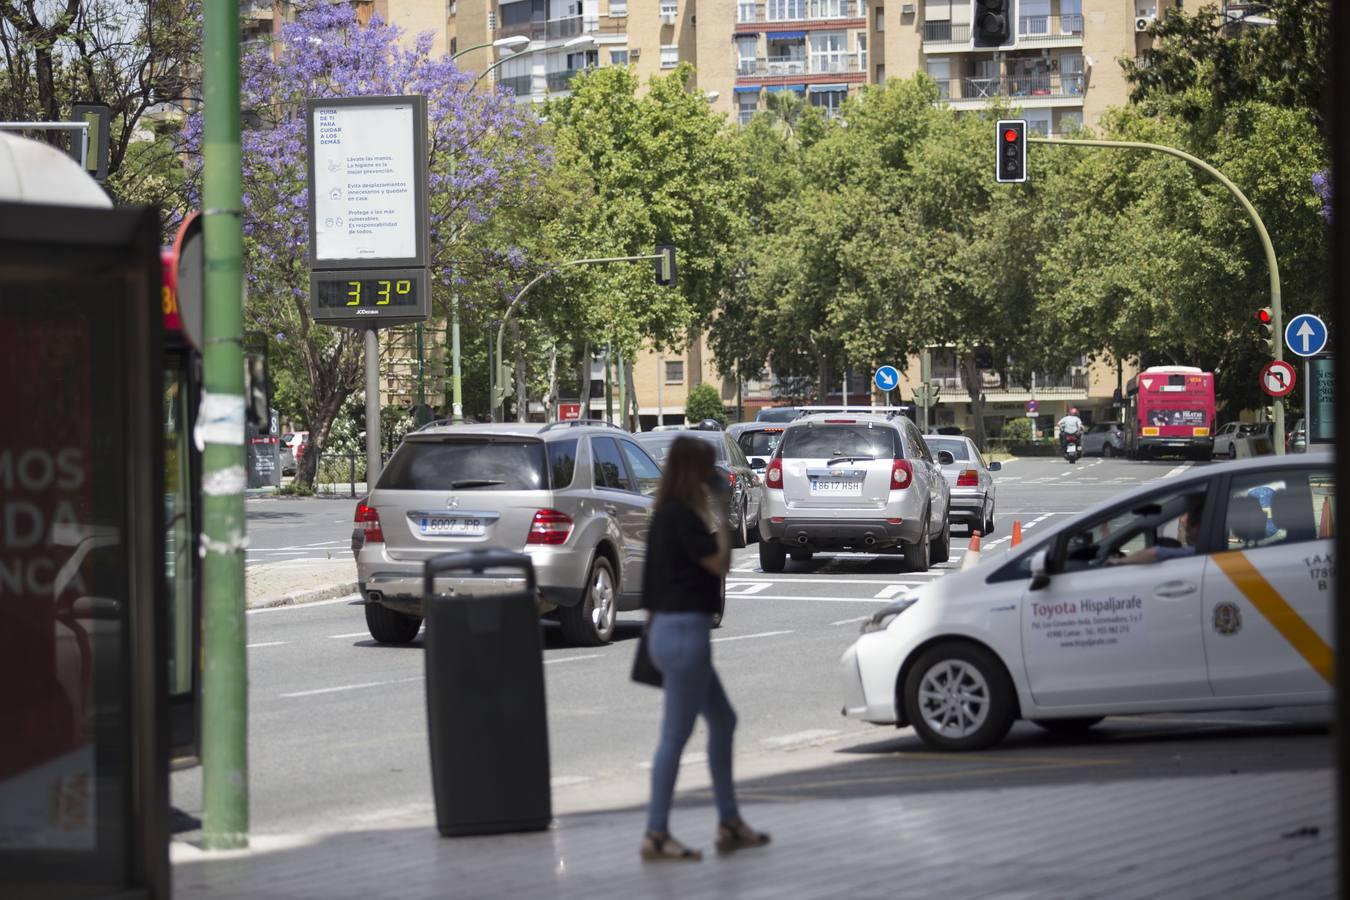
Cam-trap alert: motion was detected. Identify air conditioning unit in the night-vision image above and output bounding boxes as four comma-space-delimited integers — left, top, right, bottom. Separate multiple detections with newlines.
901, 3, 916, 14
1135, 15, 1155, 32
630, 46, 641, 58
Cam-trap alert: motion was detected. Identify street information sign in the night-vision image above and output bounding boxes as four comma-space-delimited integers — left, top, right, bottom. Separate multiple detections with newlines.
306, 95, 429, 327
1260, 359, 1297, 398
1284, 313, 1328, 358
874, 365, 900, 393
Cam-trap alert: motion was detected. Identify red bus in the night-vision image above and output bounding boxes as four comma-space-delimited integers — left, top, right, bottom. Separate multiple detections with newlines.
1124, 366, 1215, 461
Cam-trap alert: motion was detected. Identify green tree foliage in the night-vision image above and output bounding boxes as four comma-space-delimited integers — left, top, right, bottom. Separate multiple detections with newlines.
685, 382, 726, 426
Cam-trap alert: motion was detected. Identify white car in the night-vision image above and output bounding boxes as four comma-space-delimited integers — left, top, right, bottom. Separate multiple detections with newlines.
840, 452, 1334, 751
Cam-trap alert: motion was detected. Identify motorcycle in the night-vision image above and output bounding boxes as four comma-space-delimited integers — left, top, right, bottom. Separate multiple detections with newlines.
1063, 431, 1081, 464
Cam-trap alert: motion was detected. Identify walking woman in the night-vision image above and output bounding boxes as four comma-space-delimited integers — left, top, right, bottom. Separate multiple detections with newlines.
639, 435, 771, 862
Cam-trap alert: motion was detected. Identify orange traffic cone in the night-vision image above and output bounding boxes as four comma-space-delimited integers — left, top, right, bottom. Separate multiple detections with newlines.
1319, 498, 1334, 539
961, 531, 983, 570
1011, 520, 1023, 548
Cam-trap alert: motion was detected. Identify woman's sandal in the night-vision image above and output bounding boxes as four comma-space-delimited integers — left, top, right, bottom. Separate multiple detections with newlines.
640, 831, 703, 862
715, 818, 771, 854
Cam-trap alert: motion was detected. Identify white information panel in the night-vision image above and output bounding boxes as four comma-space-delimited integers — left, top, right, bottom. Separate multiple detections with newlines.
311, 101, 418, 262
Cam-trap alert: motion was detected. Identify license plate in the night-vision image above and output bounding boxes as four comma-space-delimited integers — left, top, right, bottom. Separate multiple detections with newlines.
419, 516, 485, 536
810, 478, 862, 496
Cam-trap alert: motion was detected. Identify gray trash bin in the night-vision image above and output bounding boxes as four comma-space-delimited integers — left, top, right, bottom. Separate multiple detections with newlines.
423, 549, 551, 837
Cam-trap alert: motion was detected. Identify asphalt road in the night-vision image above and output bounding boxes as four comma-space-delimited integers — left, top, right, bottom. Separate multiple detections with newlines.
246, 496, 357, 566
177, 454, 1331, 837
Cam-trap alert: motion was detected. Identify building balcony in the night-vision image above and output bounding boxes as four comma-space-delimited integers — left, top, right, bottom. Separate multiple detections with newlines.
546, 67, 591, 92
933, 73, 1085, 106
499, 74, 534, 96
737, 53, 865, 78
921, 13, 1083, 51
494, 14, 626, 43
736, 0, 867, 25
932, 371, 1089, 397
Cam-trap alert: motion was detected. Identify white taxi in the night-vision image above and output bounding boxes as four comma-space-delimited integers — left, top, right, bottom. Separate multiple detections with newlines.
840, 452, 1335, 751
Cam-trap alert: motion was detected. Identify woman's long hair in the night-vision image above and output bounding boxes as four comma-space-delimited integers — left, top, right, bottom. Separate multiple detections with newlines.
653, 436, 714, 518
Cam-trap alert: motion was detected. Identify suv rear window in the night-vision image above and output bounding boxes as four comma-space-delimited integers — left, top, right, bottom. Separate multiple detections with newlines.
378, 437, 548, 491
780, 424, 902, 460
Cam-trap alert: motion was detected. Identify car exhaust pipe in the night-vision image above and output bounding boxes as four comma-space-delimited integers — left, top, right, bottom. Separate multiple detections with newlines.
797, 534, 809, 544
864, 534, 877, 547
366, 590, 383, 605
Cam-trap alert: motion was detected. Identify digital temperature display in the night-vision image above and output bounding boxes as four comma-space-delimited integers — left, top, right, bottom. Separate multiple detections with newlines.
310, 267, 429, 326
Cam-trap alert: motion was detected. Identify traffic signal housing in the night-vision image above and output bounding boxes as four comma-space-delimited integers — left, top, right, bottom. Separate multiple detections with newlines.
996, 120, 1027, 183
1255, 306, 1274, 348
655, 244, 677, 287
973, 0, 1014, 48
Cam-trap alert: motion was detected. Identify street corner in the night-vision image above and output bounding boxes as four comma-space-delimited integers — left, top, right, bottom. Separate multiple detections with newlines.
245, 558, 359, 610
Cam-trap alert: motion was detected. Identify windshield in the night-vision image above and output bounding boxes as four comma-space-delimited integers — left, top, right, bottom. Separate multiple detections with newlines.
377, 437, 548, 491
738, 429, 784, 458
780, 424, 902, 460
925, 438, 970, 461
635, 431, 727, 463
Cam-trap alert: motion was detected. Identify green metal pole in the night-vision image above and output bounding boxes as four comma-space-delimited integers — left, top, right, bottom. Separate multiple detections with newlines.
1029, 136, 1286, 453
200, 0, 248, 850
616, 350, 627, 430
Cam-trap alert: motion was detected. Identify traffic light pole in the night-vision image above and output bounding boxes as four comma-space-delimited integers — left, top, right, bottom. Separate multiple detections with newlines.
1029, 136, 1286, 453
491, 252, 668, 420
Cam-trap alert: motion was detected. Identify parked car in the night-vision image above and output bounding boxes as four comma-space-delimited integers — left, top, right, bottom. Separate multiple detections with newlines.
841, 452, 1334, 751
1212, 422, 1247, 459
281, 431, 311, 471
352, 421, 683, 646
634, 429, 763, 548
758, 413, 952, 573
727, 422, 786, 466
1081, 422, 1125, 458
755, 406, 805, 423
921, 435, 1001, 535
1287, 418, 1307, 454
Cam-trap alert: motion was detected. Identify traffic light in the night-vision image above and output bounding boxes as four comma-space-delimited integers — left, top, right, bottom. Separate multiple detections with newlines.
995, 120, 1027, 183
973, 0, 1013, 48
654, 244, 677, 287
1255, 307, 1274, 345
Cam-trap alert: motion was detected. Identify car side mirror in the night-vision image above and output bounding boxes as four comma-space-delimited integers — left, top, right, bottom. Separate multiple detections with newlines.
749, 457, 767, 470
937, 450, 955, 466
1029, 550, 1050, 591
989, 460, 1002, 472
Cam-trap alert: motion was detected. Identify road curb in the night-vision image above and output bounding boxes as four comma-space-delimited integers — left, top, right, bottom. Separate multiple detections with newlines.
248, 582, 360, 611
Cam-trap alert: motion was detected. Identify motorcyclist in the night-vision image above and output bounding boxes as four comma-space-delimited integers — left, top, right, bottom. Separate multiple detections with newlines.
1057, 408, 1084, 454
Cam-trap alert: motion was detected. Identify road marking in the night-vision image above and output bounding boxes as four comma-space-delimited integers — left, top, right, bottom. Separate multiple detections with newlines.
247, 641, 288, 648
761, 729, 841, 748
246, 594, 362, 614
738, 594, 889, 604
830, 615, 870, 626
711, 629, 794, 643
551, 776, 594, 788
727, 577, 936, 586
1211, 551, 1333, 685
281, 675, 421, 699
874, 585, 910, 599
724, 582, 772, 595
306, 540, 348, 547
1163, 462, 1194, 479
544, 654, 601, 665
328, 631, 370, 639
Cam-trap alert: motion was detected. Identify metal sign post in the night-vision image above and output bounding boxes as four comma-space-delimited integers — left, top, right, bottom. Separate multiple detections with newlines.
305, 95, 429, 484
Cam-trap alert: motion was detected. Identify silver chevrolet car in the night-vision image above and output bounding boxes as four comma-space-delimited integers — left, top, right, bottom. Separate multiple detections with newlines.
757, 414, 953, 572
921, 434, 1001, 536
352, 421, 666, 646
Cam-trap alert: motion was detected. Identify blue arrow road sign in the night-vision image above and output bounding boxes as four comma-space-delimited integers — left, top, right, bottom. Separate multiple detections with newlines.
874, 365, 900, 392
1285, 313, 1328, 358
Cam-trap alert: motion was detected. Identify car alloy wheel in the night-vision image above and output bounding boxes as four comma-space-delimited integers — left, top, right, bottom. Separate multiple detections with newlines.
917, 659, 990, 740
733, 501, 749, 549
589, 563, 616, 636
560, 556, 617, 646
1228, 444, 1237, 459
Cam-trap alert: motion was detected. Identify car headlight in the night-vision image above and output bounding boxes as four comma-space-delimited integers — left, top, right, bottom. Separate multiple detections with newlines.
860, 596, 918, 634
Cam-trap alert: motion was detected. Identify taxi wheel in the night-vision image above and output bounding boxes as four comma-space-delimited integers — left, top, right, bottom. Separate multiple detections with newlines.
759, 541, 787, 574
903, 642, 1015, 752
1032, 717, 1104, 735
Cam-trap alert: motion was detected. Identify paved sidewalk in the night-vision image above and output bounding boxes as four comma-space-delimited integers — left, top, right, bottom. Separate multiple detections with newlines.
172, 749, 1334, 900
246, 559, 357, 609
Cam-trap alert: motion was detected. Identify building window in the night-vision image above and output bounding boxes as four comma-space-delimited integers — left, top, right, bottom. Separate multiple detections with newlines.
450, 37, 457, 55
856, 33, 866, 69
610, 49, 629, 65
610, 0, 628, 15
768, 0, 807, 21
736, 92, 758, 124
660, 0, 678, 20
736, 36, 759, 74
665, 360, 685, 384
737, 0, 758, 23
808, 88, 847, 117
660, 44, 679, 67
809, 31, 848, 73
1056, 111, 1083, 134
875, 5, 884, 30
875, 63, 885, 83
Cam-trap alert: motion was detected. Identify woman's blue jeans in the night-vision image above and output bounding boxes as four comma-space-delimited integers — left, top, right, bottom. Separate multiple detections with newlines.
645, 611, 739, 834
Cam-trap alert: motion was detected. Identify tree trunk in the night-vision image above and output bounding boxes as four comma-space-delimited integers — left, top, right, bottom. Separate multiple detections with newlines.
578, 341, 590, 418
962, 353, 988, 451
512, 320, 526, 423
625, 359, 640, 431
545, 341, 558, 423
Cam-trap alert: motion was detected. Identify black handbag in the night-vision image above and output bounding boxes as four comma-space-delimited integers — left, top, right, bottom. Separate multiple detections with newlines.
631, 628, 663, 688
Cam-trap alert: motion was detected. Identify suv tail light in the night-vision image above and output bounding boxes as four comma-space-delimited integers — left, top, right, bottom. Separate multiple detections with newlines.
766, 457, 783, 489
528, 509, 573, 545
890, 459, 914, 490
957, 469, 979, 487
354, 500, 384, 543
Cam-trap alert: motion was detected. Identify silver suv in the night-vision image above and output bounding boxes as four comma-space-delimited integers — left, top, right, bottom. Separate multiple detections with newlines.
758, 414, 952, 572
352, 421, 664, 646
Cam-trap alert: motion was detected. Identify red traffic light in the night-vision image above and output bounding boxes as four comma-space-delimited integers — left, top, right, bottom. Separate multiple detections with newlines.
1255, 308, 1273, 325
1004, 129, 1019, 143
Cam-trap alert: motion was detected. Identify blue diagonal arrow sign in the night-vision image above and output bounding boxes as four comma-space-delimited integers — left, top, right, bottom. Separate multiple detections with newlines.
874, 365, 900, 392
1284, 314, 1328, 358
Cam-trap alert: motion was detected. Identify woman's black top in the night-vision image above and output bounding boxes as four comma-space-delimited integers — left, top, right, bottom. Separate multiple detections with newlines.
641, 499, 720, 614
